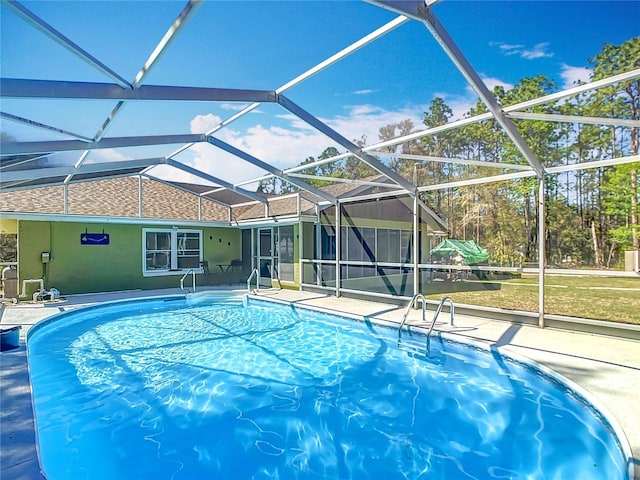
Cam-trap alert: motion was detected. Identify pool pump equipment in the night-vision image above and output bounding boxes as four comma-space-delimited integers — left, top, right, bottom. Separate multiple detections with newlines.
32, 288, 60, 302
18, 278, 60, 302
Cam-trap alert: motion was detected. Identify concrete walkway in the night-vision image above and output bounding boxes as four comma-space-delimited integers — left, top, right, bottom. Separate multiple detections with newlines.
1, 288, 638, 479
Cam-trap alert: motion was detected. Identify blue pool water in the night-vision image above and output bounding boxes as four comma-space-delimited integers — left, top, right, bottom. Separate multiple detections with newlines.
27, 294, 630, 479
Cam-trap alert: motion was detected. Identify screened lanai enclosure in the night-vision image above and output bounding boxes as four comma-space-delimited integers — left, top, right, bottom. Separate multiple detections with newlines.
1, 1, 639, 326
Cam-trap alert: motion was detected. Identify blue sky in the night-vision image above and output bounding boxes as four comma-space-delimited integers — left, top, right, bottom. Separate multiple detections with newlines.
1, 1, 639, 185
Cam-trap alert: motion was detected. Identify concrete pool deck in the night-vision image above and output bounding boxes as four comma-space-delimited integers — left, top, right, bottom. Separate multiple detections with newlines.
1, 287, 638, 480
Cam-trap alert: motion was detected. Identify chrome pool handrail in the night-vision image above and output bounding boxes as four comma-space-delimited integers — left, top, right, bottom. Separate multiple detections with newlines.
247, 268, 259, 294
398, 293, 426, 344
180, 268, 196, 293
398, 295, 455, 346
425, 296, 455, 340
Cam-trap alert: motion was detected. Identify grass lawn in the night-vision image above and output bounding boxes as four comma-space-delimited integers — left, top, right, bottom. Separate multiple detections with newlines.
422, 275, 640, 325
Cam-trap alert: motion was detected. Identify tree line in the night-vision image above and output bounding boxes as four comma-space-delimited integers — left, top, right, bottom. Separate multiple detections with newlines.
259, 37, 639, 269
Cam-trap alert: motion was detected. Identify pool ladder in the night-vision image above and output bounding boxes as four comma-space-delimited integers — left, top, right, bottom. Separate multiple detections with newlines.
180, 269, 196, 293
398, 294, 455, 347
246, 268, 282, 294
247, 268, 259, 294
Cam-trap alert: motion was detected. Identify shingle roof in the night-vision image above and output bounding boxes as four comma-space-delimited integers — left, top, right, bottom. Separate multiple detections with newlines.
0, 177, 229, 222
0, 184, 65, 214
1, 175, 380, 219
0, 174, 446, 230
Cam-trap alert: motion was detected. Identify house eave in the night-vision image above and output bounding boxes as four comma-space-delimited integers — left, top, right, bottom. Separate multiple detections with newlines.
0, 211, 233, 228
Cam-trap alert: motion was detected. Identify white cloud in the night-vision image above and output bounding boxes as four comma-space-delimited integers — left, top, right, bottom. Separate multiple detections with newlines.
353, 89, 377, 95
190, 113, 223, 133
149, 103, 427, 187
156, 139, 267, 187
346, 104, 385, 116
154, 80, 532, 188
334, 89, 378, 97
521, 42, 553, 60
220, 103, 252, 111
492, 42, 524, 56
491, 41, 553, 60
274, 113, 319, 132
86, 148, 128, 163
144, 163, 209, 186
559, 63, 592, 89
149, 71, 522, 188
478, 76, 514, 93
145, 112, 267, 186
192, 144, 266, 186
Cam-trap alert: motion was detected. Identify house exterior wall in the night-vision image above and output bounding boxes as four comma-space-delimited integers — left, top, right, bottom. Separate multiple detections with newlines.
18, 220, 241, 296
0, 218, 17, 235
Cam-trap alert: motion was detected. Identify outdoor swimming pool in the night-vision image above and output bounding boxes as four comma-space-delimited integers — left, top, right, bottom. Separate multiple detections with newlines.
27, 293, 631, 479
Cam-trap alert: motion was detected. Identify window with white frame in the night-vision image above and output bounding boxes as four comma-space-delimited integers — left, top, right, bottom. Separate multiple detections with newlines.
143, 228, 202, 275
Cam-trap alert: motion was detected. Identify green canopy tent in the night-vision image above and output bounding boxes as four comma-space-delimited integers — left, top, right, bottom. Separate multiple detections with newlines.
430, 239, 489, 265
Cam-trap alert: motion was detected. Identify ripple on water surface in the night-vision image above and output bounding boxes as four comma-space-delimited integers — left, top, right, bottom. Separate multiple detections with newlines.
27, 297, 629, 480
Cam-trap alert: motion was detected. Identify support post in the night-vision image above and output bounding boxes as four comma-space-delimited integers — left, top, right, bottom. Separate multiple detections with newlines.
63, 183, 68, 214
335, 202, 341, 298
251, 228, 256, 274
538, 175, 546, 328
298, 219, 303, 291
315, 206, 322, 287
138, 175, 143, 218
413, 193, 419, 297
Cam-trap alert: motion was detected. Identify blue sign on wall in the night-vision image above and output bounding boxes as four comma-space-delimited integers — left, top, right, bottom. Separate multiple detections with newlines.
81, 232, 110, 245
